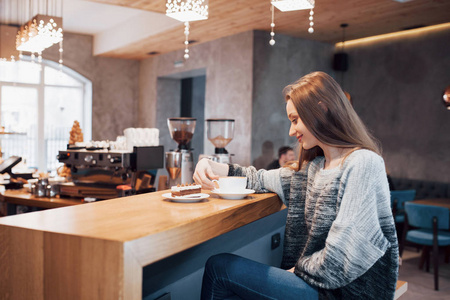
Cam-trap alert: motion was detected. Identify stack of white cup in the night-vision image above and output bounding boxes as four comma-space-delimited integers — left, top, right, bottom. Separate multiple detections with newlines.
123, 128, 159, 151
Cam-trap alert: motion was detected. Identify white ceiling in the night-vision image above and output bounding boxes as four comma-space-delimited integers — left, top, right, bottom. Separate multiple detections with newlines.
0, 0, 179, 56
63, 0, 143, 35
63, 0, 180, 55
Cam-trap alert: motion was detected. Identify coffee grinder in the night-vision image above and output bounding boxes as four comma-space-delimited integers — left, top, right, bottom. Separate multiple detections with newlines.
202, 119, 235, 164
165, 117, 196, 186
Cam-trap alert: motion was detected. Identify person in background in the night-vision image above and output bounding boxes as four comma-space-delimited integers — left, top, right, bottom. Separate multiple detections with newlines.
252, 140, 274, 170
266, 146, 296, 170
194, 71, 398, 300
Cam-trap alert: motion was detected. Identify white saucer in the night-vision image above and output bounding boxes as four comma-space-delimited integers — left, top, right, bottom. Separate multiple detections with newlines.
162, 193, 210, 203
211, 189, 255, 200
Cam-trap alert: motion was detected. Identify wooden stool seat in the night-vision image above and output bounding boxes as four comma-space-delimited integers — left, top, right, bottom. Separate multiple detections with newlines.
394, 280, 408, 299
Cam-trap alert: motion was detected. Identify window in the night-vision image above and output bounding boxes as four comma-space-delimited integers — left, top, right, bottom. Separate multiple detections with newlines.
0, 59, 92, 173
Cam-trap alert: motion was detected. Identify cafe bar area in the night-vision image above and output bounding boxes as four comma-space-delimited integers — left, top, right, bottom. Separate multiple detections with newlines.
0, 0, 450, 299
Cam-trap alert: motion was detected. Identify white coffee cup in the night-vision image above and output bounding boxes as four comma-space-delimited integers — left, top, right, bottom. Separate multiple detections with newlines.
212, 177, 247, 192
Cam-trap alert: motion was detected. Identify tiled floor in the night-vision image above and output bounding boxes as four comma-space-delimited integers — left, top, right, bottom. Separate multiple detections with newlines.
398, 248, 450, 299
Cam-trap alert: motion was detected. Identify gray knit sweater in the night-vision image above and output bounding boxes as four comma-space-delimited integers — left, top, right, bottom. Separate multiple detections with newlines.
228, 149, 399, 300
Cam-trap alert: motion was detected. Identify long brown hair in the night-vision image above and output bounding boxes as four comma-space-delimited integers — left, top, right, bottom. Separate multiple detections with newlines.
284, 71, 381, 170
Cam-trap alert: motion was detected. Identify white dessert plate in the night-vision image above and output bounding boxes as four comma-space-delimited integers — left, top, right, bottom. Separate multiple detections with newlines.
162, 193, 210, 203
211, 189, 255, 200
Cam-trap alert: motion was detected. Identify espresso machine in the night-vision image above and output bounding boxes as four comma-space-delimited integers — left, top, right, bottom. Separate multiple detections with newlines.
57, 146, 164, 199
200, 119, 235, 164
166, 117, 196, 186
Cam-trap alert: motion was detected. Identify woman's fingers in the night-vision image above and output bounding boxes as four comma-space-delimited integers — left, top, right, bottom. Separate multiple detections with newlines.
206, 168, 219, 181
193, 166, 213, 189
203, 181, 215, 190
199, 169, 215, 189
193, 172, 201, 185
192, 158, 223, 190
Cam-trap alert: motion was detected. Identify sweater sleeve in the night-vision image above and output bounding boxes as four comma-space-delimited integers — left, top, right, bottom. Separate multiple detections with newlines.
295, 151, 392, 289
228, 164, 294, 205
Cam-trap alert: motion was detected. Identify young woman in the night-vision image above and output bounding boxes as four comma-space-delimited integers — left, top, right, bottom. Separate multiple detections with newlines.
194, 72, 399, 300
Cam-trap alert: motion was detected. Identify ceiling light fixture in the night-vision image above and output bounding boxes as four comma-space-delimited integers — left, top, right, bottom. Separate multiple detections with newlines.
271, 0, 314, 11
15, 0, 64, 68
269, 0, 315, 46
166, 0, 209, 60
333, 23, 349, 72
269, 5, 275, 45
443, 85, 450, 110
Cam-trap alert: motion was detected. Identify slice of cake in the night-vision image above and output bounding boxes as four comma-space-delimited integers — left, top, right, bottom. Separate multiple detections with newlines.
171, 183, 202, 197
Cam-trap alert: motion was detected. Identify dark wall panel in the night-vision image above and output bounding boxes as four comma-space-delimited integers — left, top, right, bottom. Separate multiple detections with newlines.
344, 28, 450, 182
251, 30, 334, 166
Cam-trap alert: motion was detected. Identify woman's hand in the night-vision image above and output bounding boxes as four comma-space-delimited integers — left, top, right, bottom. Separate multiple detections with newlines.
193, 158, 220, 190
287, 267, 295, 273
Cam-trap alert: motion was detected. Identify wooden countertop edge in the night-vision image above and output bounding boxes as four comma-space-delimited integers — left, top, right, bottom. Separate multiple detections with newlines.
0, 192, 285, 266
127, 194, 285, 266
0, 195, 83, 208
1, 189, 84, 208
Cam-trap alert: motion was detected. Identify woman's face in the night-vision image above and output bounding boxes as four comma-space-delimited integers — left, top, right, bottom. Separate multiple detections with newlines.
286, 100, 319, 150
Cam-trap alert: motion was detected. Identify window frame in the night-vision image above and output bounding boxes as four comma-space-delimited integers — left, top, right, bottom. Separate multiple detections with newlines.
0, 58, 92, 171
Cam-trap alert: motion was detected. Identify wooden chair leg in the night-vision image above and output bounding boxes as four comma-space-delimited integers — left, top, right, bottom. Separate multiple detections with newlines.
445, 246, 450, 264
158, 175, 168, 191
419, 246, 428, 270
0, 202, 7, 217
399, 216, 410, 257
433, 246, 439, 291
432, 216, 439, 291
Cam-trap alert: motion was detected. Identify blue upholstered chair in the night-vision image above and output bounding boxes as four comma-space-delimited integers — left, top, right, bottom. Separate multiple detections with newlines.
403, 202, 450, 291
390, 190, 416, 224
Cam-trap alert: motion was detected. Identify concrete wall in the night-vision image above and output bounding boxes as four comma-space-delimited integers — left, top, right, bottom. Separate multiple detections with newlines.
43, 32, 140, 141
44, 28, 450, 184
190, 76, 206, 162
156, 78, 181, 153
343, 27, 450, 182
251, 31, 335, 166
138, 31, 254, 166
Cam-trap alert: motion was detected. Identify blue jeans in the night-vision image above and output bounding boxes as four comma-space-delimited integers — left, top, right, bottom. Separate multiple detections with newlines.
201, 253, 319, 300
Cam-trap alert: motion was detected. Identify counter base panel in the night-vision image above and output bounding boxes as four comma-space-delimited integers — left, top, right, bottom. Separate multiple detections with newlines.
143, 209, 288, 300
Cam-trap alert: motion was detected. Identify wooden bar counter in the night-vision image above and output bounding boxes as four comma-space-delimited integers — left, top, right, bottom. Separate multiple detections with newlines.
0, 190, 284, 300
1, 188, 84, 208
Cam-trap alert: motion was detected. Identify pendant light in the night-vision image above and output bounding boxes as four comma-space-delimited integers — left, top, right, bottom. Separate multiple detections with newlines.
166, 0, 209, 60
269, 0, 315, 46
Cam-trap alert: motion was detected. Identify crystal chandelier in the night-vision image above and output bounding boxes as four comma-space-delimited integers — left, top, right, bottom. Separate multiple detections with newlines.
15, 0, 64, 66
166, 0, 209, 60
16, 15, 63, 57
270, 0, 315, 46
166, 0, 208, 22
